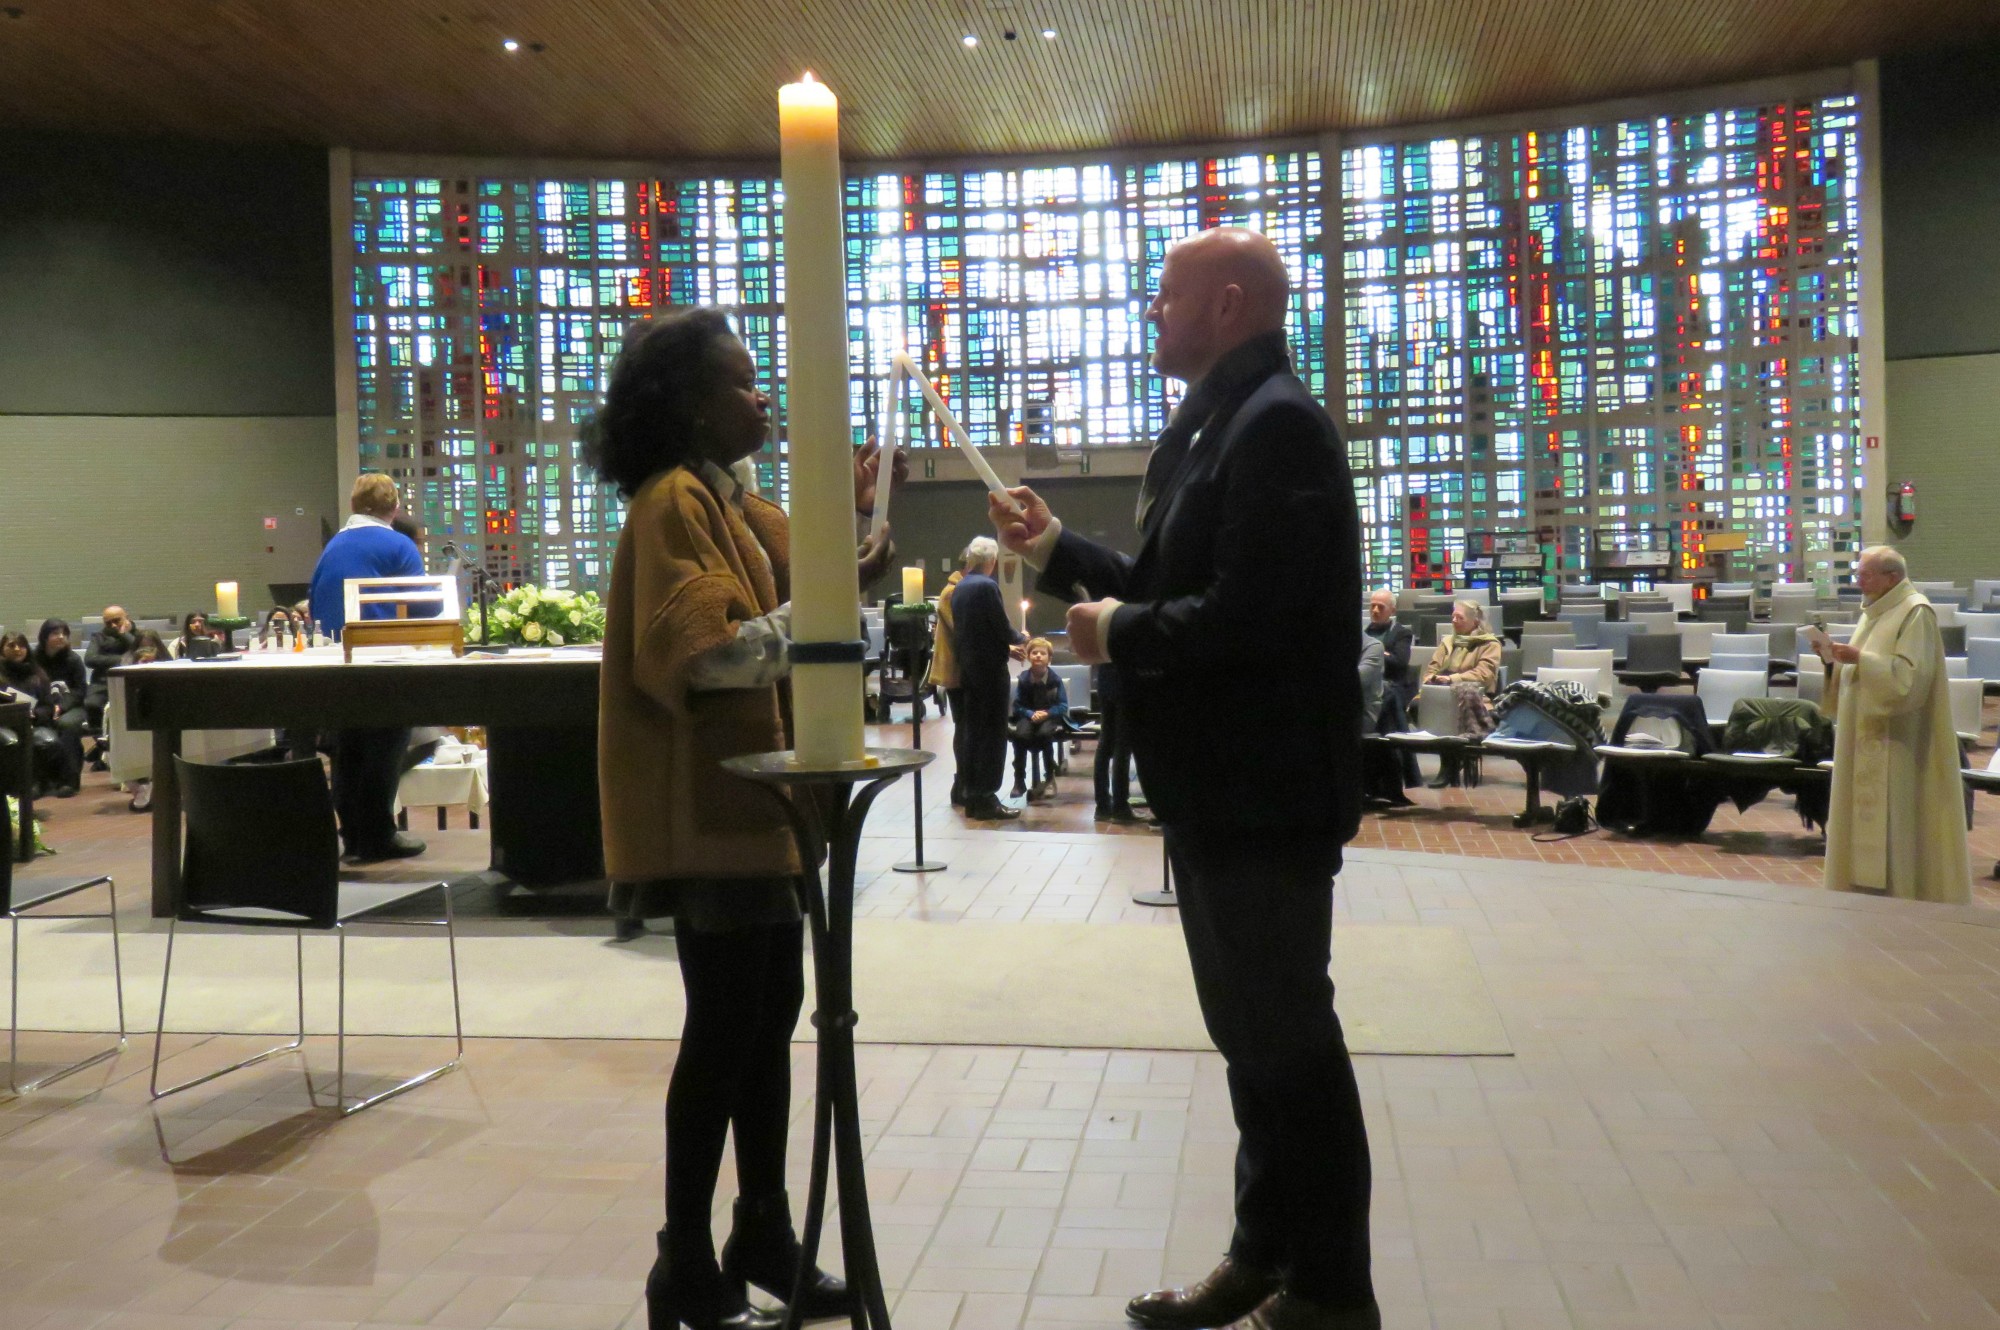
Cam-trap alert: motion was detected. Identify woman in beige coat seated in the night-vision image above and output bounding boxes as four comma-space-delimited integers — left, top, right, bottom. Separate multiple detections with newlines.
587, 307, 896, 1330
1419, 599, 1503, 787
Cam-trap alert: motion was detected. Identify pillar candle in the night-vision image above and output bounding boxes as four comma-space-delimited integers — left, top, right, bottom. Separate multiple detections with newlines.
215, 582, 239, 618
779, 73, 865, 766
901, 565, 925, 605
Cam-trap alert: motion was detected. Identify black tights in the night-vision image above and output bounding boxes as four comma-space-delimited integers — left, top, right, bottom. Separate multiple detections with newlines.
665, 919, 806, 1260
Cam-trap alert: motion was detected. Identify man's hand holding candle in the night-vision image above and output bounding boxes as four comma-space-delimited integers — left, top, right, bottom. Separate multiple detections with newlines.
989, 485, 1055, 557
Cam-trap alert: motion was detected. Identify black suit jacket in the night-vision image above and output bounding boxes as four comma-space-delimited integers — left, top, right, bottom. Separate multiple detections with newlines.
1370, 621, 1418, 707
949, 572, 1020, 690
1038, 359, 1362, 836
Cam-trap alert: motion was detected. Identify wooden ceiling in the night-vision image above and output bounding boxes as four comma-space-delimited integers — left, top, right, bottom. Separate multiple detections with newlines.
2, 0, 1994, 163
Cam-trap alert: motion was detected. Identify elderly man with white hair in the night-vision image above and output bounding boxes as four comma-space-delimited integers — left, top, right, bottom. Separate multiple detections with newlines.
1819, 545, 1970, 904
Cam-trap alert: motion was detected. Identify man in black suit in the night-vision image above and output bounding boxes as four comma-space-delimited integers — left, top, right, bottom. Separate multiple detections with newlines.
991, 228, 1376, 1330
1365, 589, 1417, 711
949, 539, 1026, 821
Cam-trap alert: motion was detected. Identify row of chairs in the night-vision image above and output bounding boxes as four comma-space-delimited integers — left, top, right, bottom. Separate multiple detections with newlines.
5, 756, 462, 1115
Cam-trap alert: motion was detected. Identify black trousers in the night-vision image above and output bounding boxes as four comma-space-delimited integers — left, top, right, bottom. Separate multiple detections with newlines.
1164, 825, 1374, 1311
1009, 716, 1064, 780
957, 675, 1009, 800
331, 726, 410, 855
946, 687, 966, 795
666, 918, 805, 1258
1093, 695, 1131, 810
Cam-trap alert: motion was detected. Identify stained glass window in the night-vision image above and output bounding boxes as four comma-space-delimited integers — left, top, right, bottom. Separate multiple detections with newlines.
351, 151, 1321, 588
349, 86, 1864, 593
1340, 95, 1864, 587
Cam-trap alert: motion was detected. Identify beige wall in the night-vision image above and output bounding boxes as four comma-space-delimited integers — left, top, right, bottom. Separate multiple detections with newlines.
1884, 353, 2000, 591
0, 415, 338, 631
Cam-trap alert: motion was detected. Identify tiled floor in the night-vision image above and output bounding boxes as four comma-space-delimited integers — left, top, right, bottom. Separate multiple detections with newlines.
8, 706, 2000, 1328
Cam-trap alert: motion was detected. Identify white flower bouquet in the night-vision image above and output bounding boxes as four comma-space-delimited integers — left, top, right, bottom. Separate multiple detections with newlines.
467, 585, 607, 648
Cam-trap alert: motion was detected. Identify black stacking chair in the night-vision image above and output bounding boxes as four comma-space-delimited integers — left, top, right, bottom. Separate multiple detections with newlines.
1615, 632, 1686, 692
4, 868, 124, 1095
151, 757, 462, 1116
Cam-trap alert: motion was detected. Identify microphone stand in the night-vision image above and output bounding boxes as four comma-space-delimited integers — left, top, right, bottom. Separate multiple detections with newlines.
444, 542, 507, 655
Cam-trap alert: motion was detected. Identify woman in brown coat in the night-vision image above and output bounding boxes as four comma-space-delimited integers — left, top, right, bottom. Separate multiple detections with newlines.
1419, 599, 1504, 787
586, 308, 893, 1330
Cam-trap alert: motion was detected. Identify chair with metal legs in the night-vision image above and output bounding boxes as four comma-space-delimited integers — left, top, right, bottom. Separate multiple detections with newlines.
151, 756, 463, 1116
5, 873, 125, 1094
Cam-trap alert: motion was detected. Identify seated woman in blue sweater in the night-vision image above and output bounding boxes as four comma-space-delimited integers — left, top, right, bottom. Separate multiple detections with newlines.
1008, 637, 1069, 801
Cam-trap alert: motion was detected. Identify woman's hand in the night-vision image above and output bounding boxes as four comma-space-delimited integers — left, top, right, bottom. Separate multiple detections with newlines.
856, 526, 896, 591
853, 439, 910, 517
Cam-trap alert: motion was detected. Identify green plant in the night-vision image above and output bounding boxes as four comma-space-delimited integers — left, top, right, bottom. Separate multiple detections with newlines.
466, 585, 607, 647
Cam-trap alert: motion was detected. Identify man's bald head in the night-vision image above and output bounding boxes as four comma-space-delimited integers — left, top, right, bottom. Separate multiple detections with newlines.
1147, 227, 1293, 383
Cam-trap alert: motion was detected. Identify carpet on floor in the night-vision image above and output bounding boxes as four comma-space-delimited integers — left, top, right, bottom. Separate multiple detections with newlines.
12, 918, 1510, 1055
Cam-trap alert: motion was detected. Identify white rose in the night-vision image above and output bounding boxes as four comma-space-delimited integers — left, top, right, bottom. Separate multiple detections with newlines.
569, 609, 583, 625
549, 631, 564, 646
522, 621, 544, 642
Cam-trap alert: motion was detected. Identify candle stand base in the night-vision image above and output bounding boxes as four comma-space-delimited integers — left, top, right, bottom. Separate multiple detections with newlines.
721, 747, 932, 1330
1131, 837, 1177, 907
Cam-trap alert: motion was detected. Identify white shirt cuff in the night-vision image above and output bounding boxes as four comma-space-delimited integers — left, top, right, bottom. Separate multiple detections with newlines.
1020, 516, 1063, 572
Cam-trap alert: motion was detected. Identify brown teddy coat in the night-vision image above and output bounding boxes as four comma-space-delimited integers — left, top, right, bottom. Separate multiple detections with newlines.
598, 464, 800, 881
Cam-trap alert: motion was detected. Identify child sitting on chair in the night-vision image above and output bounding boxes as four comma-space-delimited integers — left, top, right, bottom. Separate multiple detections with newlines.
1008, 637, 1069, 801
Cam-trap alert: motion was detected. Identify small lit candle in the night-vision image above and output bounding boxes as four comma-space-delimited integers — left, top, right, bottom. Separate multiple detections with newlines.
902, 565, 925, 605
215, 581, 239, 618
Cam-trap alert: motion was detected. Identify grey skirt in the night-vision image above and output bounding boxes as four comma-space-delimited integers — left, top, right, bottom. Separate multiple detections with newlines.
608, 875, 803, 934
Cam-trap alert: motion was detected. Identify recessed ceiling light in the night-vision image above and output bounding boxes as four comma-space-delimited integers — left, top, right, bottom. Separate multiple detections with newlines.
502, 37, 520, 51
1041, 28, 1057, 39
962, 34, 978, 47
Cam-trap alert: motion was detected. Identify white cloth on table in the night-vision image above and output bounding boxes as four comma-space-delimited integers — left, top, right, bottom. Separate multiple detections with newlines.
105, 676, 276, 783
394, 751, 488, 818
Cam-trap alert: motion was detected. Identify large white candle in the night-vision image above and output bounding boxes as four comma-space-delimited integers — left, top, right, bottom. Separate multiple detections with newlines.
779, 73, 866, 767
215, 581, 239, 618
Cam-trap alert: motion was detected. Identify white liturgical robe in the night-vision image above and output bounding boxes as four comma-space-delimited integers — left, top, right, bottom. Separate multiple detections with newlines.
1822, 577, 1971, 904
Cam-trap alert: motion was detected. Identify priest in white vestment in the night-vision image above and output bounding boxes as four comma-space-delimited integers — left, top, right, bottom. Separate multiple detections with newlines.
1820, 546, 1971, 904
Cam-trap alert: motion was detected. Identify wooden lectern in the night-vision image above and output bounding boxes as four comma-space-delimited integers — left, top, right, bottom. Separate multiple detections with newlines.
341, 575, 464, 662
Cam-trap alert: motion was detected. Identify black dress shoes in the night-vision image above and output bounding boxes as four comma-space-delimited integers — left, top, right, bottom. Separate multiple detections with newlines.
346, 831, 427, 863
1126, 1257, 1279, 1330
1226, 1292, 1381, 1330
965, 796, 1021, 821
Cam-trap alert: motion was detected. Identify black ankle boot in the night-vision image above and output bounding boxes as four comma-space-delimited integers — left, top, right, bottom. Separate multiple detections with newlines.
720, 1192, 855, 1321
646, 1229, 785, 1330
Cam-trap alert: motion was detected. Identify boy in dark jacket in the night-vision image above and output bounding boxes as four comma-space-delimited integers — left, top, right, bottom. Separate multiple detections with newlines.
1008, 637, 1069, 800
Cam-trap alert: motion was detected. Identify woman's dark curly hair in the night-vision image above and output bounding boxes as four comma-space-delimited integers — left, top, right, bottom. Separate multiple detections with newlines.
582, 306, 740, 499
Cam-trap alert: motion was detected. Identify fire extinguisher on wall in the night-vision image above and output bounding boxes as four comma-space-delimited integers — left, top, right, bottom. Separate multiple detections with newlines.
1888, 481, 1917, 537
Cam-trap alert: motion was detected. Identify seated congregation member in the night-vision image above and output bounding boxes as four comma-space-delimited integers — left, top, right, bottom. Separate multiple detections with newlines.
1008, 636, 1069, 801
1357, 632, 1412, 809
83, 606, 135, 741
33, 619, 92, 761
170, 612, 217, 659
951, 537, 1027, 821
586, 307, 893, 1330
308, 473, 430, 862
118, 631, 171, 811
1419, 598, 1502, 788
259, 606, 296, 647
1365, 589, 1417, 710
1, 632, 83, 798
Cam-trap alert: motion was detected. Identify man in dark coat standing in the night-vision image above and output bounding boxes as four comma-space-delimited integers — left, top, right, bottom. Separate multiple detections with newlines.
948, 538, 1025, 821
991, 228, 1376, 1330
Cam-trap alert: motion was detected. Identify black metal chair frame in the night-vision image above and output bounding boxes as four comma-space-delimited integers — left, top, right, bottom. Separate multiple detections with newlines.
150, 757, 464, 1117
6, 874, 125, 1095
